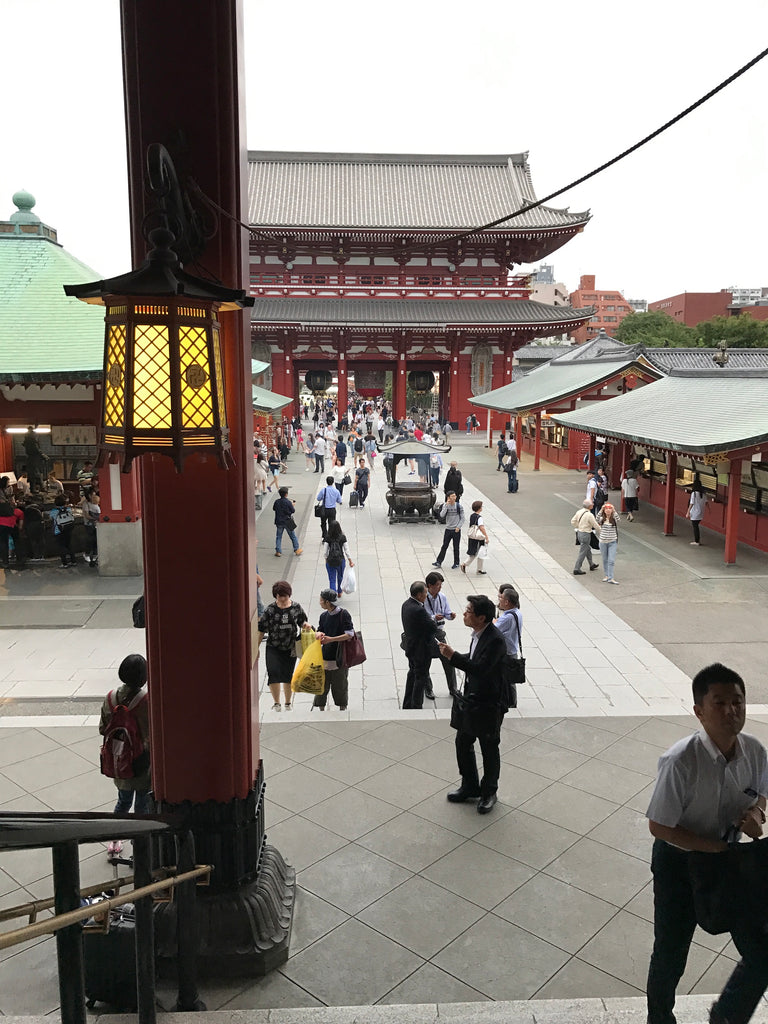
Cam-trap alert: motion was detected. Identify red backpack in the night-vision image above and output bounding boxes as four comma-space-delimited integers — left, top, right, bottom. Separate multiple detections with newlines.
100, 687, 148, 780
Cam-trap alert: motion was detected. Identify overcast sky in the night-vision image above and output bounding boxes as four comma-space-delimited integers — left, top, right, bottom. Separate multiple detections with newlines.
2, 0, 767, 302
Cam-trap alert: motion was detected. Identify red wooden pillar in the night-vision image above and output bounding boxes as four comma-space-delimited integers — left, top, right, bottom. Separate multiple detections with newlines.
393, 336, 406, 419
0, 430, 13, 473
534, 410, 542, 471
449, 335, 460, 426
617, 441, 630, 512
588, 434, 596, 472
663, 452, 678, 535
515, 414, 523, 454
121, 0, 291, 973
335, 332, 347, 421
724, 458, 742, 564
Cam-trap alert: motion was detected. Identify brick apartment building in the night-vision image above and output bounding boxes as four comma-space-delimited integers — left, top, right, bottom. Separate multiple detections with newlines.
568, 274, 633, 343
648, 291, 733, 326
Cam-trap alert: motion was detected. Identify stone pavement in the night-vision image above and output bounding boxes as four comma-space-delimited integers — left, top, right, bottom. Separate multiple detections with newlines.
3, 433, 768, 1016
7, 711, 768, 1014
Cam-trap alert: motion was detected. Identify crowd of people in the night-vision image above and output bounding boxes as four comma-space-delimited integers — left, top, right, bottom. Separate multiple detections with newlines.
0, 461, 100, 570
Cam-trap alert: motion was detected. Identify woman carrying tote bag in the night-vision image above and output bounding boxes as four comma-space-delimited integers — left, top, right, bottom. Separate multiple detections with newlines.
461, 500, 489, 575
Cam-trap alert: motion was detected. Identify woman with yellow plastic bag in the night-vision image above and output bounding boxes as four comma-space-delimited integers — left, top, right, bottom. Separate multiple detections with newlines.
310, 589, 355, 712
291, 638, 326, 696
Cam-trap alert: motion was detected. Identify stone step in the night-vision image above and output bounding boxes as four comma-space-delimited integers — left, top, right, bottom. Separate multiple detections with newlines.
8, 995, 768, 1024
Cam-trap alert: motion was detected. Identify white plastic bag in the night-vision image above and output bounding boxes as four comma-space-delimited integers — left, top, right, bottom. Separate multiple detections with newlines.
341, 565, 357, 594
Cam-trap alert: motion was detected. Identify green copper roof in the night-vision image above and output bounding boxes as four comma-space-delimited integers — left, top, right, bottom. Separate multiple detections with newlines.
468, 357, 652, 413
252, 384, 292, 412
0, 195, 105, 376
549, 369, 768, 455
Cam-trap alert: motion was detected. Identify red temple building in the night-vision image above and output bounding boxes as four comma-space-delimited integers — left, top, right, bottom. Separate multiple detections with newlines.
247, 152, 594, 422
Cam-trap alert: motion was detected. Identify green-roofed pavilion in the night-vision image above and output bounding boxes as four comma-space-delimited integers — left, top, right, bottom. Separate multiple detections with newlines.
0, 191, 107, 478
549, 368, 768, 564
0, 192, 104, 379
468, 332, 661, 472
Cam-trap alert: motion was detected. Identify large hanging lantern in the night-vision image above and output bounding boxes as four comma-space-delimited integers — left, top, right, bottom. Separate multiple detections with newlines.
408, 369, 436, 394
305, 369, 333, 395
63, 146, 253, 473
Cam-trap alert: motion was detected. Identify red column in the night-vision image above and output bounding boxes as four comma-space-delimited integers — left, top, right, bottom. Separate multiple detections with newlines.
336, 333, 348, 421
515, 414, 523, 454
617, 441, 630, 512
534, 410, 542, 471
393, 336, 406, 419
448, 335, 460, 426
0, 430, 13, 473
724, 458, 742, 564
121, 0, 291, 974
97, 463, 141, 522
663, 452, 678, 535
588, 434, 596, 471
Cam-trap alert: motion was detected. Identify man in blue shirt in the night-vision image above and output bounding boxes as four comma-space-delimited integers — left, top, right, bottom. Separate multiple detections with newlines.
495, 588, 522, 658
317, 476, 342, 542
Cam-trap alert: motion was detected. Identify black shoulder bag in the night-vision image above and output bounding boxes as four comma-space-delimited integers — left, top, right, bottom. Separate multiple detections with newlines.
507, 612, 526, 685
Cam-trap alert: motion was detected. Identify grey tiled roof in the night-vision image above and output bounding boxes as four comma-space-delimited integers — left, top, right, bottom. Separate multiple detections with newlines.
550, 369, 768, 454
643, 348, 768, 371
551, 331, 631, 363
250, 297, 591, 328
469, 358, 651, 413
248, 152, 590, 231
515, 344, 574, 362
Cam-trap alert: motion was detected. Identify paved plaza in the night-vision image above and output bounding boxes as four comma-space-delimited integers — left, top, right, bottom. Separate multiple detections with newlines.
2, 434, 768, 1018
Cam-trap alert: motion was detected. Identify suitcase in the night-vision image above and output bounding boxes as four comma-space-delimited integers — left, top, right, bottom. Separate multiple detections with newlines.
83, 906, 139, 1011
349, 491, 359, 508
510, 478, 519, 493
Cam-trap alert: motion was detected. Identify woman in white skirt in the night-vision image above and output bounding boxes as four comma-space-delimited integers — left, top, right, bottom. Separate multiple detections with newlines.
461, 500, 489, 575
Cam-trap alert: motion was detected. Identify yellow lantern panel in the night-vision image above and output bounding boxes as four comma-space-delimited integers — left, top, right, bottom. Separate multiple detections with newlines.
132, 323, 172, 430
178, 324, 215, 429
104, 323, 126, 429
212, 325, 227, 431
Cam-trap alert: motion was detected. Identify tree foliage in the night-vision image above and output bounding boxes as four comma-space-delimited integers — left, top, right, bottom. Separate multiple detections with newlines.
696, 315, 768, 348
615, 310, 768, 349
614, 311, 695, 347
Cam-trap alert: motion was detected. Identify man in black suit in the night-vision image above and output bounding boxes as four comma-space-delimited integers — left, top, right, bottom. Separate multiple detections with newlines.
439, 594, 508, 814
401, 580, 441, 710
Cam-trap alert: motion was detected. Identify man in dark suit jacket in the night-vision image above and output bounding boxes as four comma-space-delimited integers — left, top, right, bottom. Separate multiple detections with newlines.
401, 581, 441, 709
439, 594, 508, 814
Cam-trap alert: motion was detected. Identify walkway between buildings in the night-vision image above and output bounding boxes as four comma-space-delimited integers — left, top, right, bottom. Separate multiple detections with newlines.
2, 435, 768, 1014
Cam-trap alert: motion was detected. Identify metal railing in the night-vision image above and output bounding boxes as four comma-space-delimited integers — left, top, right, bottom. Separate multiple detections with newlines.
0, 811, 210, 1024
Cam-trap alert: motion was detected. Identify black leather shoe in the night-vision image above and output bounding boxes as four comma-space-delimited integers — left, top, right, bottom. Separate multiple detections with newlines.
424, 689, 436, 700
447, 787, 481, 803
589, 563, 599, 571
477, 793, 498, 814
573, 569, 586, 575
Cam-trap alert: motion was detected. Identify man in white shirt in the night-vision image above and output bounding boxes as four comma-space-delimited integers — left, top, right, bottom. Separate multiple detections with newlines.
424, 571, 457, 697
646, 663, 768, 1024
312, 435, 327, 474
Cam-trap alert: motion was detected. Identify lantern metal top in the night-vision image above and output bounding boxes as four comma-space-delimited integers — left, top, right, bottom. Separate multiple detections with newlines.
63, 143, 254, 311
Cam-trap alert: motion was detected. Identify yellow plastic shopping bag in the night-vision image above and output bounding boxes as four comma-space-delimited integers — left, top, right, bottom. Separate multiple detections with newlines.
291, 638, 325, 695
300, 627, 317, 653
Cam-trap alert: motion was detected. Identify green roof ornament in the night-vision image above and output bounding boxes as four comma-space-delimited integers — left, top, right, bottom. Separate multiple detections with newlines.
10, 190, 40, 225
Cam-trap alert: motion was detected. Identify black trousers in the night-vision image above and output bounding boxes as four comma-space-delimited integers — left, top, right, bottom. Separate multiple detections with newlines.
433, 651, 457, 693
319, 507, 336, 540
647, 839, 768, 1024
452, 703, 504, 798
436, 529, 461, 566
403, 654, 431, 709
